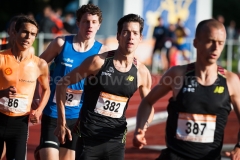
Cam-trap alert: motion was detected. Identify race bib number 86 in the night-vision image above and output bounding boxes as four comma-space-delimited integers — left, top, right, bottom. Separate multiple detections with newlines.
176, 112, 216, 143
94, 92, 128, 118
0, 94, 29, 113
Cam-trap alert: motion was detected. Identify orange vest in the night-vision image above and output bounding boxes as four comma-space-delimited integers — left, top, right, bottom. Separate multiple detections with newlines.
0, 49, 41, 116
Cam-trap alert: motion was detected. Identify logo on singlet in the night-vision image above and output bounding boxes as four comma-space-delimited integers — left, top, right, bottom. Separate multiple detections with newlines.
19, 79, 35, 83
4, 68, 12, 75
214, 86, 224, 94
101, 72, 111, 77
63, 58, 74, 63
61, 58, 74, 67
106, 67, 114, 73
183, 79, 197, 93
126, 75, 134, 81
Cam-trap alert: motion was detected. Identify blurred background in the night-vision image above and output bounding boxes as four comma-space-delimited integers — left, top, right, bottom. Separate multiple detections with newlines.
1, 0, 240, 74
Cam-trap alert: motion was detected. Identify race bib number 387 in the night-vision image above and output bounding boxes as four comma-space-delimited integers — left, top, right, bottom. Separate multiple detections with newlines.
94, 92, 128, 118
176, 112, 216, 143
0, 94, 29, 113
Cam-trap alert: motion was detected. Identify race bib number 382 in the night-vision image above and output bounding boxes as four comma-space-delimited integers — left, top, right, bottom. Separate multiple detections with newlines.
176, 112, 216, 143
94, 92, 128, 118
0, 94, 29, 113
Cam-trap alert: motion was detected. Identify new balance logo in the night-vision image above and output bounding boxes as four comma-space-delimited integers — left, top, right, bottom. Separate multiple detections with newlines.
126, 75, 134, 81
214, 86, 224, 94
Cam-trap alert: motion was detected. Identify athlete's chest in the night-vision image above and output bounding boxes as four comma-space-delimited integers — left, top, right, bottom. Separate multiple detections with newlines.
0, 59, 38, 85
177, 76, 230, 113
99, 64, 137, 96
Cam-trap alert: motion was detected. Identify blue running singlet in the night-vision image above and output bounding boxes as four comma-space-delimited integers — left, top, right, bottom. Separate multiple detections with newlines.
43, 35, 102, 119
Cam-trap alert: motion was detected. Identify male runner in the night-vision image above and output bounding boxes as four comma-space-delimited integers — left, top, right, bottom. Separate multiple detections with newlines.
35, 3, 109, 160
133, 19, 240, 159
0, 15, 50, 160
55, 13, 154, 160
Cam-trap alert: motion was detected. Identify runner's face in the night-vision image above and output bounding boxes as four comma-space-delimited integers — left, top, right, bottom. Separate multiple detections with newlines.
77, 13, 100, 39
194, 26, 226, 64
14, 22, 37, 50
117, 22, 142, 55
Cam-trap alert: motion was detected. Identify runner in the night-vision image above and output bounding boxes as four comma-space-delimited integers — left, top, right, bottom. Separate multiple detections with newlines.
0, 15, 50, 160
55, 13, 154, 160
35, 3, 109, 160
133, 19, 240, 159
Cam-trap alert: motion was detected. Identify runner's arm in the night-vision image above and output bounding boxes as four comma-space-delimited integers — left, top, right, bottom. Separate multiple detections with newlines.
138, 64, 153, 129
30, 59, 50, 124
225, 71, 240, 158
55, 54, 104, 126
39, 36, 65, 63
37, 59, 51, 112
133, 67, 175, 149
54, 54, 104, 143
31, 36, 65, 109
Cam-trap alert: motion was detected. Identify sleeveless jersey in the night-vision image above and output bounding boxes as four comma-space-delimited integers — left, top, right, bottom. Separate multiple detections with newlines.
79, 51, 138, 142
166, 63, 231, 159
0, 49, 41, 116
43, 35, 102, 119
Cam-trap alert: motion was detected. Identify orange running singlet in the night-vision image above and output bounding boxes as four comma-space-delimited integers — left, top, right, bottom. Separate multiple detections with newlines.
0, 49, 41, 116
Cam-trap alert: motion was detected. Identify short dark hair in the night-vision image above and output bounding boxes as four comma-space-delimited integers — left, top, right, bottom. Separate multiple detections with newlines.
117, 14, 144, 35
15, 15, 39, 35
195, 19, 221, 38
76, 3, 102, 23
7, 14, 24, 31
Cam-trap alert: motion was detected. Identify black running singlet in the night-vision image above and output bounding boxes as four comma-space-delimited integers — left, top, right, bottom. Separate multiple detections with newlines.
80, 51, 138, 142
165, 63, 231, 159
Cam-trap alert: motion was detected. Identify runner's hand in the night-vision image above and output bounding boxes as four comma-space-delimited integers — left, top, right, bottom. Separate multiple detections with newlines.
133, 129, 147, 149
225, 147, 240, 160
54, 125, 72, 144
2, 86, 17, 98
29, 108, 42, 124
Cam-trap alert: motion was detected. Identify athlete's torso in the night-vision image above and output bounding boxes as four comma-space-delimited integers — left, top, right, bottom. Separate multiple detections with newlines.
80, 51, 138, 142
0, 49, 41, 116
166, 63, 231, 159
43, 35, 102, 119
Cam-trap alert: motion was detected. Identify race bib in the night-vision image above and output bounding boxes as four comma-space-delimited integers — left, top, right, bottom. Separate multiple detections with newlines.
94, 92, 128, 118
176, 112, 216, 143
0, 94, 29, 113
53, 88, 83, 106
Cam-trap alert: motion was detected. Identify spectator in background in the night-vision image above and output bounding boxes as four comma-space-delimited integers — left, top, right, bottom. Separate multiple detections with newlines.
226, 20, 238, 40
226, 20, 239, 71
51, 7, 67, 35
63, 12, 77, 34
164, 23, 177, 68
27, 12, 36, 21
216, 14, 225, 24
39, 5, 56, 49
174, 18, 190, 64
152, 16, 168, 73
